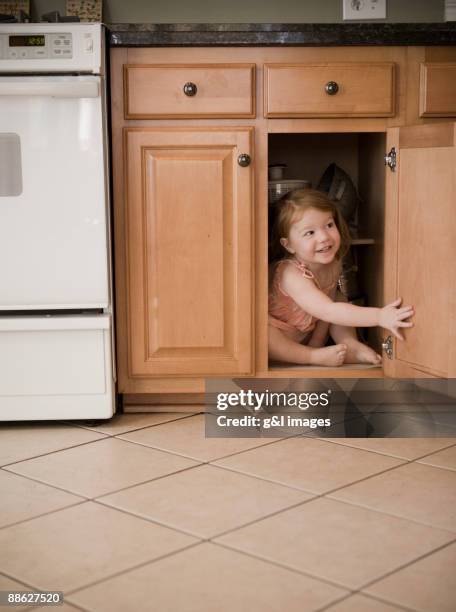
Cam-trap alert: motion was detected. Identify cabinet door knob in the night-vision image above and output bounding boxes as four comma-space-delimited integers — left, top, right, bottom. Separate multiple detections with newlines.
325, 81, 339, 95
183, 82, 198, 96
238, 153, 251, 167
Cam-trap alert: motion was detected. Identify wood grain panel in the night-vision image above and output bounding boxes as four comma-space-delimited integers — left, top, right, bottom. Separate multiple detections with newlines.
265, 63, 395, 118
399, 122, 454, 148
394, 126, 455, 377
125, 127, 253, 377
420, 63, 456, 117
145, 149, 227, 351
383, 128, 400, 378
124, 64, 255, 118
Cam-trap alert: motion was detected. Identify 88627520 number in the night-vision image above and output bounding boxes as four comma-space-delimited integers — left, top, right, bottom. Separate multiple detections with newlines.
0, 591, 63, 606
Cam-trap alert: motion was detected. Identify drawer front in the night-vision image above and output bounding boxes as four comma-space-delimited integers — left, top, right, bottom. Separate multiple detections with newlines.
420, 63, 456, 117
124, 63, 255, 118
0, 316, 111, 397
265, 63, 395, 117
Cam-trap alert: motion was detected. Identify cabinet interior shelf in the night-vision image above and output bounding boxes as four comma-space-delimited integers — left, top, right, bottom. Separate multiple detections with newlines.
351, 238, 376, 245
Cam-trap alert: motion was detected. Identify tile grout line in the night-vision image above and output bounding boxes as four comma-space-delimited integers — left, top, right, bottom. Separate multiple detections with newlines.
211, 539, 359, 595
64, 540, 206, 599
356, 536, 456, 598
209, 444, 409, 493
3, 443, 455, 536
0, 500, 88, 532
112, 431, 301, 462
317, 589, 419, 612
2, 465, 319, 538
6, 413, 452, 471
0, 572, 89, 612
112, 416, 455, 468
1, 430, 454, 606
92, 488, 332, 542
29, 600, 89, 612
3, 456, 311, 533
59, 411, 200, 435
4, 485, 454, 601
92, 498, 211, 541
412, 460, 456, 473
308, 436, 456, 463
1, 430, 209, 471
206, 441, 456, 532
354, 591, 421, 612
0, 436, 110, 469
203, 476, 456, 543
211, 533, 456, 610
209, 456, 456, 534
0, 412, 205, 469
320, 495, 456, 535
0, 461, 206, 532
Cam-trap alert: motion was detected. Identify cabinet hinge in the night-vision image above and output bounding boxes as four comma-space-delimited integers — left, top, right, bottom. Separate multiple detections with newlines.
381, 335, 394, 360
384, 147, 397, 171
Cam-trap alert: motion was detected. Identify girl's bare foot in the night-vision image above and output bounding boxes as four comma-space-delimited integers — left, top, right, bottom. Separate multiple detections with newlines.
309, 344, 347, 367
344, 340, 382, 365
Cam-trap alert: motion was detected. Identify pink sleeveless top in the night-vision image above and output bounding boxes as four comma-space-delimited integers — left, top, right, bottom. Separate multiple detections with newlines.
268, 258, 341, 341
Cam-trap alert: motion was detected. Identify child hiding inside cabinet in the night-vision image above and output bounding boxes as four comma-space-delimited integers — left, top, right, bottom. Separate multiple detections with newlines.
268, 189, 414, 366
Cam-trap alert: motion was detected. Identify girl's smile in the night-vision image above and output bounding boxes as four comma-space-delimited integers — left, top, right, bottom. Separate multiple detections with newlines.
280, 207, 341, 269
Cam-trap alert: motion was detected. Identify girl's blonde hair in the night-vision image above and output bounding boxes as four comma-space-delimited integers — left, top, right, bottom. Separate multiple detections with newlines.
270, 188, 351, 261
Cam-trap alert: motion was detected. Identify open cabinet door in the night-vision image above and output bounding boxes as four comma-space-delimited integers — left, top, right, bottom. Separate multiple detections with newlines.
383, 123, 456, 378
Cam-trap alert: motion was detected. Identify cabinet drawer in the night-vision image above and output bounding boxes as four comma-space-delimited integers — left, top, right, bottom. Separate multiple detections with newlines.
124, 63, 256, 118
420, 63, 456, 117
264, 63, 395, 117
0, 315, 114, 420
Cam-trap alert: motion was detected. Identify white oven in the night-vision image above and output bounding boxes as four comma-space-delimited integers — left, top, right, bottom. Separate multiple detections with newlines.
0, 24, 115, 420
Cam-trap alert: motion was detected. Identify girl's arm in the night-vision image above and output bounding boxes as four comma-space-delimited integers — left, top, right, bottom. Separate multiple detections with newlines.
281, 266, 414, 340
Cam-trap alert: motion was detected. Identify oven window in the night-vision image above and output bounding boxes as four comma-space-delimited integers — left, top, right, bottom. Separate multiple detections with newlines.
0, 133, 22, 197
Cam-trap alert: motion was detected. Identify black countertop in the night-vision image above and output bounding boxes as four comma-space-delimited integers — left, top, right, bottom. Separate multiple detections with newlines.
108, 23, 456, 47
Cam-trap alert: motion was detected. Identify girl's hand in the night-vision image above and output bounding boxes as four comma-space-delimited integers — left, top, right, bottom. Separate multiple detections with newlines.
379, 298, 414, 340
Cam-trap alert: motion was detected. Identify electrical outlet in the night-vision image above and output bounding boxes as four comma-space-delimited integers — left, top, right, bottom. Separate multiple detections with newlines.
343, 0, 386, 20
445, 0, 456, 21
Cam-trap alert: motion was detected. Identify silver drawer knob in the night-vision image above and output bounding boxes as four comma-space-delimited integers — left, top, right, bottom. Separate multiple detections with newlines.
183, 82, 197, 96
325, 81, 339, 95
238, 153, 251, 167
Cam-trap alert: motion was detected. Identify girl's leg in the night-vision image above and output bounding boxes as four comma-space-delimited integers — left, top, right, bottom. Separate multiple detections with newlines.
329, 292, 381, 365
307, 319, 330, 348
269, 325, 347, 367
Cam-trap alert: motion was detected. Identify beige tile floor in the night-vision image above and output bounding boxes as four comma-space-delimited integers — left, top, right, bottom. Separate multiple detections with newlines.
1, 411, 456, 612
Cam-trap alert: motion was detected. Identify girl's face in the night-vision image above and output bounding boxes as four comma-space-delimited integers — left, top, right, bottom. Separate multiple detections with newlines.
280, 207, 341, 267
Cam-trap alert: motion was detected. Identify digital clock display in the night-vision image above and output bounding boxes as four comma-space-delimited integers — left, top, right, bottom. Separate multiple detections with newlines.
9, 35, 45, 47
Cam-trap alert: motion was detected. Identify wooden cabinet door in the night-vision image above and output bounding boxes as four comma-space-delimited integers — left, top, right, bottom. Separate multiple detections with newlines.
124, 127, 253, 377
384, 123, 456, 378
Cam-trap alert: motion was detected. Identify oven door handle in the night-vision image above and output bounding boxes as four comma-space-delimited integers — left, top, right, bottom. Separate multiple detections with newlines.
0, 80, 99, 98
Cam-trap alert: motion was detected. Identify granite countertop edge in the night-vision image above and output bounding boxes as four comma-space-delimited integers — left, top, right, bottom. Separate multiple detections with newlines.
107, 23, 456, 47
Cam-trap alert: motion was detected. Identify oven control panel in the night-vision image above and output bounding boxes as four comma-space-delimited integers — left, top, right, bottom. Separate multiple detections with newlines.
0, 33, 73, 60
0, 24, 102, 74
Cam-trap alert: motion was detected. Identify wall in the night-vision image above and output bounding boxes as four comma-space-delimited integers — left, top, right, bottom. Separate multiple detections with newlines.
30, 0, 444, 23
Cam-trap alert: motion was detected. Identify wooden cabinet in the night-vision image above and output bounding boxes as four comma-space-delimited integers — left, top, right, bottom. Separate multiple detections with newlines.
383, 123, 456, 378
124, 126, 253, 377
265, 63, 395, 118
419, 63, 456, 117
405, 48, 456, 124
110, 45, 456, 400
124, 63, 256, 118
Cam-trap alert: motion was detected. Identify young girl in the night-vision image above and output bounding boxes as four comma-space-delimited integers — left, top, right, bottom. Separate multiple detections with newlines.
269, 189, 414, 367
